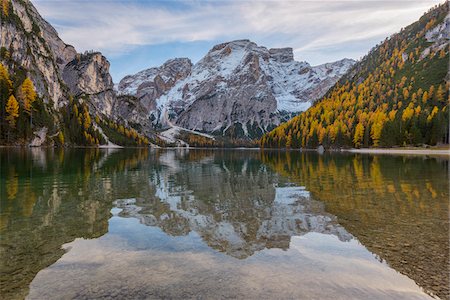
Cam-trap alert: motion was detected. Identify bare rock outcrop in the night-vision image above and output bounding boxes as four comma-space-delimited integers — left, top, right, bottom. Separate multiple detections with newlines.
1, 0, 118, 118
118, 40, 355, 138
63, 52, 116, 115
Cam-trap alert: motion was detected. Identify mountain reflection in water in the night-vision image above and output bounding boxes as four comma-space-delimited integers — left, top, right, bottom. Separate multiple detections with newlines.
0, 149, 447, 299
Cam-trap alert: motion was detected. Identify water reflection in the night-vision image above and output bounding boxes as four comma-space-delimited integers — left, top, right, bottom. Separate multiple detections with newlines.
0, 149, 447, 299
0, 149, 148, 299
261, 151, 449, 299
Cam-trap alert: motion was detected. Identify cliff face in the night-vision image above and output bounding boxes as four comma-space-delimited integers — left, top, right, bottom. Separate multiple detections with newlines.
62, 52, 115, 116
118, 58, 193, 112
1, 0, 116, 115
117, 40, 355, 138
1, 0, 75, 108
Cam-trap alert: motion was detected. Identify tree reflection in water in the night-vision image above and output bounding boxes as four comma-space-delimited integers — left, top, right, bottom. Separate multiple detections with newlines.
0, 149, 447, 299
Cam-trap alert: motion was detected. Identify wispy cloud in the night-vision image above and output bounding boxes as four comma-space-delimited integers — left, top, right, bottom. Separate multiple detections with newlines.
31, 0, 442, 76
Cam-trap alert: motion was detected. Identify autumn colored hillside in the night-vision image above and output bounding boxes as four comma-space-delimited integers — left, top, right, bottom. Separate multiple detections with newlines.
261, 3, 449, 149
0, 63, 149, 146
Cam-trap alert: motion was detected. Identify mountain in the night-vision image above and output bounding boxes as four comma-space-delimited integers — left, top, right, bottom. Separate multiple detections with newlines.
1, 0, 353, 146
113, 58, 193, 131
117, 40, 354, 139
261, 3, 449, 149
0, 0, 148, 146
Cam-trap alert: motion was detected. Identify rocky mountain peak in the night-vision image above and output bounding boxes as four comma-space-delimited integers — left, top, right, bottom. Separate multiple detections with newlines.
210, 39, 254, 52
269, 48, 294, 63
116, 39, 355, 138
118, 57, 192, 96
62, 52, 115, 115
2, 0, 117, 117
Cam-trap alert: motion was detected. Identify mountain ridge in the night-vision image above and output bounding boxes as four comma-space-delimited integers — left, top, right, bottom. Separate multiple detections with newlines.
0, 0, 150, 146
116, 40, 355, 139
261, 2, 449, 149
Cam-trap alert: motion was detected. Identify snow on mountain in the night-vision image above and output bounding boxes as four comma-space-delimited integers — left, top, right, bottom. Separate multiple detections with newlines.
116, 40, 355, 138
117, 58, 192, 112
117, 68, 160, 96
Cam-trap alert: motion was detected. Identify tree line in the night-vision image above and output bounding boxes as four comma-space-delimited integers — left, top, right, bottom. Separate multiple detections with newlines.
261, 3, 449, 149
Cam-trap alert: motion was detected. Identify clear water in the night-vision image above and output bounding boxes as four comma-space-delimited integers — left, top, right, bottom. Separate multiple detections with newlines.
0, 149, 448, 299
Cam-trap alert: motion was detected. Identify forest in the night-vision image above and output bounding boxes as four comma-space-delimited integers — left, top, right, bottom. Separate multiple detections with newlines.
261, 3, 449, 149
0, 62, 149, 146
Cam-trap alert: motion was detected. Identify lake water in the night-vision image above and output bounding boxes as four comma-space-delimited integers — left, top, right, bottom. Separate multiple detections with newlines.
0, 149, 448, 299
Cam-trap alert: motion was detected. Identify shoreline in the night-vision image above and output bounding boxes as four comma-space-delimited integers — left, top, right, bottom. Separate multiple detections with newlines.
1, 145, 449, 156
345, 148, 450, 156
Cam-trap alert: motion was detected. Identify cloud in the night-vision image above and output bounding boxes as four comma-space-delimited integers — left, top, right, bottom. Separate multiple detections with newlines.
31, 0, 442, 65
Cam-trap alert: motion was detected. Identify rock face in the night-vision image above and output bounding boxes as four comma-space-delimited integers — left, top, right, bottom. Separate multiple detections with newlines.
63, 52, 115, 115
1, 0, 75, 108
118, 58, 192, 112
421, 14, 450, 60
30, 127, 48, 147
117, 40, 355, 138
1, 0, 116, 117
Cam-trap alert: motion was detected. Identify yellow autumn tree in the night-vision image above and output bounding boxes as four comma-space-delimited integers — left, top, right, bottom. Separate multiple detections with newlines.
428, 85, 435, 99
6, 95, 19, 128
371, 122, 383, 147
402, 105, 415, 121
286, 133, 292, 148
435, 85, 445, 102
427, 106, 439, 122
83, 108, 91, 130
1, 0, 9, 17
353, 123, 365, 148
58, 131, 65, 145
0, 63, 12, 99
19, 78, 37, 115
402, 88, 409, 100
422, 91, 429, 103
0, 63, 11, 85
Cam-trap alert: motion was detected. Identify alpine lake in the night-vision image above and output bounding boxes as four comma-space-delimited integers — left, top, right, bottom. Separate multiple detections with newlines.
0, 148, 448, 299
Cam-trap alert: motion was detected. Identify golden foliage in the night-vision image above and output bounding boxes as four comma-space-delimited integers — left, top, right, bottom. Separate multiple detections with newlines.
5, 95, 19, 128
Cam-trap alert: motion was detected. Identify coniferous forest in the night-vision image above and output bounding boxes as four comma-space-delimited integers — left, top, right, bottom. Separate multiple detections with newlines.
261, 3, 449, 149
0, 63, 149, 146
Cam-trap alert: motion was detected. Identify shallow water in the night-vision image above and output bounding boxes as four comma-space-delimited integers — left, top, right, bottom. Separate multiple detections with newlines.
0, 149, 448, 299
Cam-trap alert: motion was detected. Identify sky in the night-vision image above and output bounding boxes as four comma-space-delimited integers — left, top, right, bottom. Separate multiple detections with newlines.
32, 0, 443, 82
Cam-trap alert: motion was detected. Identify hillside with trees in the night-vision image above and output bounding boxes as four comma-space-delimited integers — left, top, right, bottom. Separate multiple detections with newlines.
261, 3, 449, 149
0, 62, 149, 146
0, 0, 152, 147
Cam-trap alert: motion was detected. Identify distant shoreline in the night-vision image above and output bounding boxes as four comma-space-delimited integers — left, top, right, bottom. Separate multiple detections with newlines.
1, 145, 449, 156
345, 148, 450, 156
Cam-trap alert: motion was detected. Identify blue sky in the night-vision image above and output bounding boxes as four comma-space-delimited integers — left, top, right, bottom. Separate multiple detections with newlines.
32, 0, 442, 82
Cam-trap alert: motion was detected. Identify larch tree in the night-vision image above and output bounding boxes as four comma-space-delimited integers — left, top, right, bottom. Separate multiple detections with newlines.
422, 91, 429, 103
0, 63, 13, 137
1, 0, 9, 17
6, 95, 19, 128
353, 123, 365, 148
18, 78, 37, 126
435, 85, 445, 103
